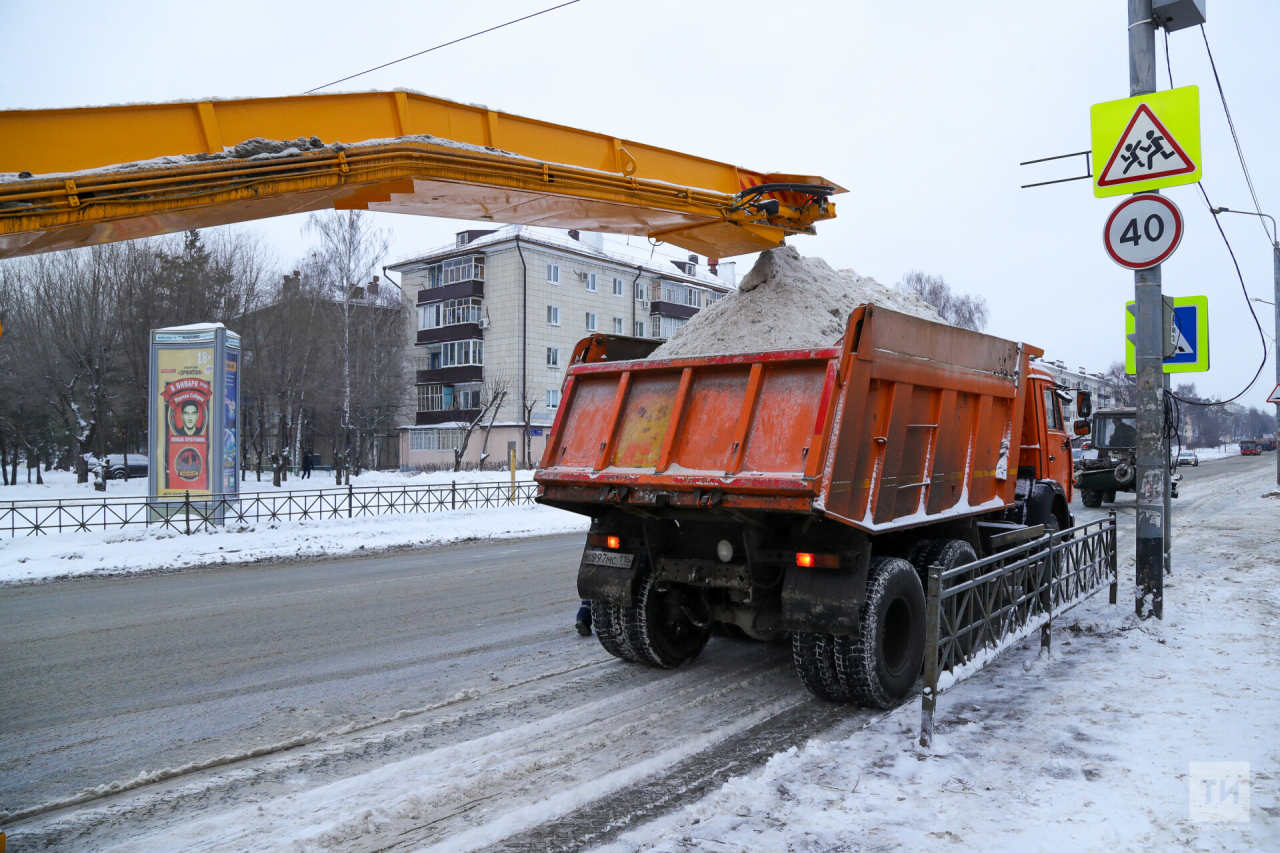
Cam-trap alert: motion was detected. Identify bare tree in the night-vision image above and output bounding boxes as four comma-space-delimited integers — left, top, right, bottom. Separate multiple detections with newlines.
896, 271, 990, 332
304, 211, 393, 463
1102, 361, 1137, 407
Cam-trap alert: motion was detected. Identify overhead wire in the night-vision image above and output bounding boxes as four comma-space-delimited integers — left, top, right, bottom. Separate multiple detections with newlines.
304, 1, 586, 94
1156, 26, 1270, 408
1199, 24, 1275, 245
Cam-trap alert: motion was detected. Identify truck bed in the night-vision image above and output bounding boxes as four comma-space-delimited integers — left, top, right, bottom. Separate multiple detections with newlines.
536, 305, 1041, 533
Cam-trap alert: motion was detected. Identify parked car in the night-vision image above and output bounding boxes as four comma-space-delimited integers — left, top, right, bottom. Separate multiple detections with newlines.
1177, 450, 1198, 467
105, 454, 149, 479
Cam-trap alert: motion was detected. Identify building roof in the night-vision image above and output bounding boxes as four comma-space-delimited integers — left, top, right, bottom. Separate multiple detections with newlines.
386, 224, 735, 291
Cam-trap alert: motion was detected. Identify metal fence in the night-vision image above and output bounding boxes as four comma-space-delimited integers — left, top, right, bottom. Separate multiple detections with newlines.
0, 480, 540, 538
919, 512, 1118, 746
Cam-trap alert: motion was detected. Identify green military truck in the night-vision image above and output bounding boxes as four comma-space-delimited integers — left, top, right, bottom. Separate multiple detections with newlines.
1075, 406, 1178, 507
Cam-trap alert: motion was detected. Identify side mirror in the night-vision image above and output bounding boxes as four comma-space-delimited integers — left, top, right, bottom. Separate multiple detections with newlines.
1076, 390, 1093, 419
1073, 419, 1092, 437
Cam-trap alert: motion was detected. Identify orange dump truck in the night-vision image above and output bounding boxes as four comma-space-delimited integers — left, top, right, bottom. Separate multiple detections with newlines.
535, 305, 1076, 707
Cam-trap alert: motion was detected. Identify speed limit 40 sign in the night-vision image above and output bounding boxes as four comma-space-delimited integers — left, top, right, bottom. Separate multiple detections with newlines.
1104, 194, 1184, 270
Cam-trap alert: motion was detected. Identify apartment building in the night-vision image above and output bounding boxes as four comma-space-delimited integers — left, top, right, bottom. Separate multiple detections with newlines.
387, 225, 735, 469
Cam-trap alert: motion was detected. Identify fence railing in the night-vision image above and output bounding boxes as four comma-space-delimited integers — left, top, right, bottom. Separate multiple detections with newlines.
0, 480, 540, 538
919, 511, 1118, 746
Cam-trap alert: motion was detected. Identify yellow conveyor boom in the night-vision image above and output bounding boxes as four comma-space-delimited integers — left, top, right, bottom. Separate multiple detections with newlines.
0, 90, 841, 259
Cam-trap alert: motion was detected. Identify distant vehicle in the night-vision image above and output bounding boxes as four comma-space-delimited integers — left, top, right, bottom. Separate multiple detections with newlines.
1072, 447, 1083, 465
1177, 450, 1198, 467
1240, 441, 1262, 457
105, 454, 148, 479
1259, 437, 1278, 451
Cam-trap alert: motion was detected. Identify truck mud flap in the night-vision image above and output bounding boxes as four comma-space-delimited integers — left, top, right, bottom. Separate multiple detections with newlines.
780, 547, 870, 636
577, 556, 639, 605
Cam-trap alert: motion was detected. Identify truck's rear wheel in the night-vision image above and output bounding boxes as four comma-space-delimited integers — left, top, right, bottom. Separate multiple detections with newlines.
623, 561, 711, 668
791, 632, 847, 701
1080, 488, 1103, 508
591, 599, 640, 662
833, 557, 926, 709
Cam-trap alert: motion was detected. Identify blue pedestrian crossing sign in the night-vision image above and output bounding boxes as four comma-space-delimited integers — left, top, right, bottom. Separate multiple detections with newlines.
1125, 295, 1209, 374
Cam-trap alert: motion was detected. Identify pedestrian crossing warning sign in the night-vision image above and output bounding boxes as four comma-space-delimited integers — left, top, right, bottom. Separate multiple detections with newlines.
1267, 384, 1280, 405
1125, 294, 1209, 374
1092, 86, 1201, 198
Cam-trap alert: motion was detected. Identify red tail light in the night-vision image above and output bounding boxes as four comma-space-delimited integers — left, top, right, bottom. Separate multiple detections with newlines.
607, 536, 621, 549
795, 552, 840, 568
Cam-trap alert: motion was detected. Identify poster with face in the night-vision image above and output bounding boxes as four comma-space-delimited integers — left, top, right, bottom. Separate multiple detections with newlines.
155, 347, 215, 495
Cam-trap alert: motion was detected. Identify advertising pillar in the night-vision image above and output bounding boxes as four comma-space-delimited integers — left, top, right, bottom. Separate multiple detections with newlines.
149, 323, 240, 521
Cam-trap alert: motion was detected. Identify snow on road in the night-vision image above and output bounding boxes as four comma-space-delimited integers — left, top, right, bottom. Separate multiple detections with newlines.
598, 462, 1279, 853
0, 502, 586, 584
3, 459, 1275, 851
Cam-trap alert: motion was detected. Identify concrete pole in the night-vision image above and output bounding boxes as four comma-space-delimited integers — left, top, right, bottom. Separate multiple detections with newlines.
1275, 241, 1279, 487
1130, 0, 1165, 619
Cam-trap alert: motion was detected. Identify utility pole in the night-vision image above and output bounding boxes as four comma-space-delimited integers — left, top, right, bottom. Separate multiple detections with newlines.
1129, 0, 1165, 619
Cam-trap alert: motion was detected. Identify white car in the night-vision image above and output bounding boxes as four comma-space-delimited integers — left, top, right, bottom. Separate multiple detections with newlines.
1177, 450, 1198, 467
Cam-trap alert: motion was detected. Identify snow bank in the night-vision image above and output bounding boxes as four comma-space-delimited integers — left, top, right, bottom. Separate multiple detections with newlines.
650, 246, 945, 359
0, 503, 588, 585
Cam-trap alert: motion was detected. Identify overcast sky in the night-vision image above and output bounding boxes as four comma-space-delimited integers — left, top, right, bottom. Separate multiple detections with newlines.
3, 1, 1276, 408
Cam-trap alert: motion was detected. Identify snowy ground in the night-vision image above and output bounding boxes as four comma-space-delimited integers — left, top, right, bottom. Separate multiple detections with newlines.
597, 461, 1279, 853
3, 458, 1275, 851
0, 502, 585, 584
0, 467, 520, 502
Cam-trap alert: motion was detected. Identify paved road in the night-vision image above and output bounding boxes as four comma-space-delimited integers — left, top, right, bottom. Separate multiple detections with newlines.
1, 450, 1266, 849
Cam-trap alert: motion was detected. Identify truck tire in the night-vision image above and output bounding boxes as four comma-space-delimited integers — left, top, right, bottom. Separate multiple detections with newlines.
1104, 490, 1116, 504
1079, 488, 1103, 508
622, 561, 711, 669
591, 600, 640, 662
833, 556, 927, 709
791, 632, 846, 701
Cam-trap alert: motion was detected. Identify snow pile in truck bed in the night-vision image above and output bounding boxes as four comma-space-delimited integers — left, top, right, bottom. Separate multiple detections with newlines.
649, 246, 946, 359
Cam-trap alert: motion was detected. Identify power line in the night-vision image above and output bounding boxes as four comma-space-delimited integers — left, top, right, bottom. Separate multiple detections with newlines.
1164, 182, 1270, 408
1199, 24, 1275, 245
304, 1, 586, 95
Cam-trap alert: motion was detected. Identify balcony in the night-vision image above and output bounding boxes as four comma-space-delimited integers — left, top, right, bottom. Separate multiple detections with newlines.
417, 322, 482, 345
649, 300, 699, 320
417, 365, 483, 385
416, 408, 481, 426
418, 279, 484, 304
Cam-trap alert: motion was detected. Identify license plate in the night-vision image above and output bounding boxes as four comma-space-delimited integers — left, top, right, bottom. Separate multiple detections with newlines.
583, 549, 634, 569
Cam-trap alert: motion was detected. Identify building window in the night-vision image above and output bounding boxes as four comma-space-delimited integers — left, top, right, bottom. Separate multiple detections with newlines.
585, 312, 597, 331
409, 427, 466, 451
547, 305, 560, 326
634, 320, 645, 338
426, 256, 484, 289
423, 339, 483, 369
660, 280, 704, 308
656, 315, 688, 339
418, 382, 482, 412
547, 388, 561, 409
585, 272, 597, 292
547, 347, 560, 368
613, 277, 624, 296
613, 317, 623, 334
420, 297, 482, 329
635, 280, 647, 301
547, 263, 560, 284
418, 384, 442, 412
